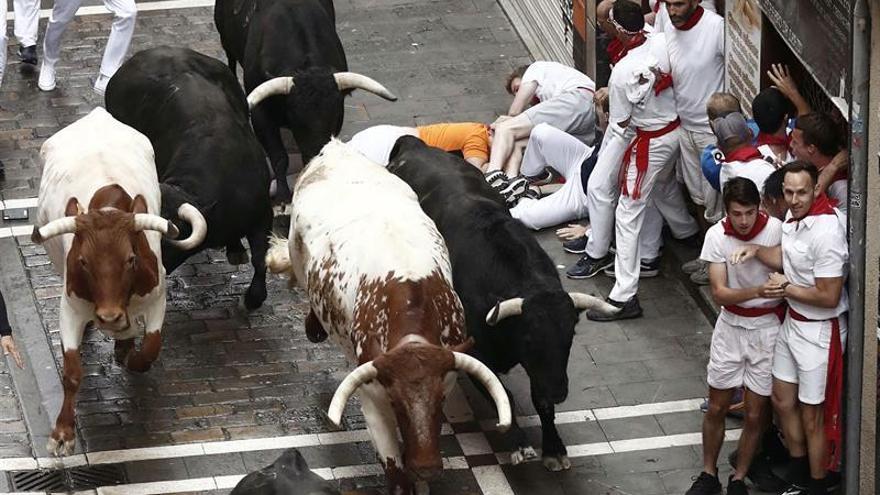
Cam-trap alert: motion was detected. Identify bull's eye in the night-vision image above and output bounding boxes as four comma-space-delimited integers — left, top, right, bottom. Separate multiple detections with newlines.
79, 256, 88, 269
127, 254, 138, 269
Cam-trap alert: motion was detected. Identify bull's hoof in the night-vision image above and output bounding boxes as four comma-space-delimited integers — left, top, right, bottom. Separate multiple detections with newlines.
47, 427, 76, 456
226, 249, 249, 265
242, 286, 267, 312
541, 454, 571, 471
510, 446, 538, 465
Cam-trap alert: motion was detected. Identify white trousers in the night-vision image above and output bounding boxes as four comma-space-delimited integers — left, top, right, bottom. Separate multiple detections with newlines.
678, 129, 723, 222
43, 0, 137, 77
511, 123, 592, 230
0, 0, 41, 82
610, 127, 685, 302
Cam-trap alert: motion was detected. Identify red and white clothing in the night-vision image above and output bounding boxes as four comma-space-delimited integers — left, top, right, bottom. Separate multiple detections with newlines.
661, 5, 725, 221
718, 146, 777, 194
604, 33, 699, 302
652, 0, 718, 33
756, 131, 794, 166
824, 173, 848, 216
700, 213, 783, 396
586, 33, 698, 265
521, 61, 595, 101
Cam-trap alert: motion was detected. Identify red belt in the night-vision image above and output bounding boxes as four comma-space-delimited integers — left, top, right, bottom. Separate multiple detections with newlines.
723, 303, 786, 323
619, 118, 681, 199
787, 307, 844, 470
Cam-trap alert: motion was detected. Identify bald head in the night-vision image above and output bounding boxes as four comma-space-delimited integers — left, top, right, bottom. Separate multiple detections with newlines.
706, 92, 743, 121
598, 0, 617, 37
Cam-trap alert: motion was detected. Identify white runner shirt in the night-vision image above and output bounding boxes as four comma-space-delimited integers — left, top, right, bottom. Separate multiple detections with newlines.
607, 33, 678, 131
701, 216, 784, 329
521, 61, 595, 102
719, 156, 776, 195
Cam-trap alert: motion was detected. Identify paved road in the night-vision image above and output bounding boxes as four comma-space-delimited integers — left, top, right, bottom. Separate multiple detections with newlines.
0, 0, 761, 493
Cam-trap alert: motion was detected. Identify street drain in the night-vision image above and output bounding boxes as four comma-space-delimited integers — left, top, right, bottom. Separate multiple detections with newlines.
9, 464, 127, 491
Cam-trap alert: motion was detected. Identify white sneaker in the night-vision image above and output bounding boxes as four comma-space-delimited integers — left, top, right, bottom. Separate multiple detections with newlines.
93, 74, 110, 95
38, 62, 56, 91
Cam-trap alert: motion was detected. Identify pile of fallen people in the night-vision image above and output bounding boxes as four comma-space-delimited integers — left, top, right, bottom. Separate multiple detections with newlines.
344, 2, 849, 495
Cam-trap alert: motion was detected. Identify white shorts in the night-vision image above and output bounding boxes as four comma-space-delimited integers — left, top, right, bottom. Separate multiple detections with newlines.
772, 314, 847, 405
707, 318, 780, 396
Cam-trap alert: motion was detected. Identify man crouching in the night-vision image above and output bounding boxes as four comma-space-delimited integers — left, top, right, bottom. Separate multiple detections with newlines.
687, 177, 784, 495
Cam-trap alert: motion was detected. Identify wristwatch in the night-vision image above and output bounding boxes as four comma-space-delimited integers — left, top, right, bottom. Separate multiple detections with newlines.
780, 281, 790, 292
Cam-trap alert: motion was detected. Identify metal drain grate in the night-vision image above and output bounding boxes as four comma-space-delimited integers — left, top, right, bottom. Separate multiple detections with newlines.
10, 463, 127, 491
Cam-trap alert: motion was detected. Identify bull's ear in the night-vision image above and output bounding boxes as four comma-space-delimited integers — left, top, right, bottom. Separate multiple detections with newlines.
131, 195, 148, 214
64, 198, 83, 217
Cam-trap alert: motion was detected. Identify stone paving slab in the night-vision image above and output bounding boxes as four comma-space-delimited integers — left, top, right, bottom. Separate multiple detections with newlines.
0, 0, 764, 493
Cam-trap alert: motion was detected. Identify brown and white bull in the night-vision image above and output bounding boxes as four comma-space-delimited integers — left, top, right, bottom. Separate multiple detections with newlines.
32, 108, 204, 456
266, 140, 511, 494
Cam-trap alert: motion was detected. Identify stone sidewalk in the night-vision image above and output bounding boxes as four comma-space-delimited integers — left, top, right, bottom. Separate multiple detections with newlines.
0, 0, 757, 493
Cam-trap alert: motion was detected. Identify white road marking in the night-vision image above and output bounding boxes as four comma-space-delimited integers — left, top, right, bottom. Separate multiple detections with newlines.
472, 466, 515, 495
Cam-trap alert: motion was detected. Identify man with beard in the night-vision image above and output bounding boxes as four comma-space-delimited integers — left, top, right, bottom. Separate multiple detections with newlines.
731, 161, 848, 495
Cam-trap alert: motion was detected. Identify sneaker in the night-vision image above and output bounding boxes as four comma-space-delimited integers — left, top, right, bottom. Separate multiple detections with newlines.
484, 170, 509, 191
681, 258, 705, 274
602, 257, 660, 278
38, 61, 56, 91
780, 485, 808, 495
729, 449, 787, 493
685, 472, 722, 495
18, 45, 37, 65
499, 175, 528, 199
690, 263, 710, 285
565, 253, 614, 279
526, 168, 554, 185
94, 74, 111, 95
587, 295, 642, 321
522, 187, 540, 200
562, 236, 588, 254
727, 476, 748, 495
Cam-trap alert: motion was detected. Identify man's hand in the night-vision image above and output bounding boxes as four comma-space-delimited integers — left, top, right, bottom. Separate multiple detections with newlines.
593, 87, 609, 112
491, 115, 513, 129
556, 223, 589, 241
817, 149, 849, 195
729, 244, 760, 265
766, 64, 811, 116
1, 335, 24, 369
768, 272, 788, 286
759, 279, 785, 299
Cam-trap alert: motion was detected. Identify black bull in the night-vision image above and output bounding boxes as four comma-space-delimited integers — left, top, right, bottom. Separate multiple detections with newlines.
214, 0, 396, 203
387, 136, 615, 471
106, 46, 273, 310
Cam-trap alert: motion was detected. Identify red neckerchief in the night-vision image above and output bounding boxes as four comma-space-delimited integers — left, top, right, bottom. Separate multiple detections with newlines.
675, 5, 704, 30
723, 146, 763, 163
786, 193, 838, 223
652, 0, 662, 13
607, 38, 625, 65
722, 211, 768, 242
654, 72, 674, 95
756, 132, 790, 149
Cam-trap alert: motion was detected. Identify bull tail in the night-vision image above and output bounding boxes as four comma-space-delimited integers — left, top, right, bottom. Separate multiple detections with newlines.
266, 234, 293, 277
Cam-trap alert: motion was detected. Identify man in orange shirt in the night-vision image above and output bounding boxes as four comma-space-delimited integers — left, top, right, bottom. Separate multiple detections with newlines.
348, 122, 491, 170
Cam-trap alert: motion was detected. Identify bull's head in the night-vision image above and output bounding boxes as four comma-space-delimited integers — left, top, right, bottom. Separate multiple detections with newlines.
326, 340, 510, 481
486, 292, 618, 407
32, 193, 179, 332
246, 70, 397, 162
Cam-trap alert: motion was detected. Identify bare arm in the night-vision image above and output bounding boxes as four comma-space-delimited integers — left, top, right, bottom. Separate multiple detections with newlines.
508, 81, 538, 116
783, 276, 846, 309
465, 156, 487, 171
767, 64, 811, 117
708, 263, 764, 306
816, 149, 849, 195
730, 244, 783, 271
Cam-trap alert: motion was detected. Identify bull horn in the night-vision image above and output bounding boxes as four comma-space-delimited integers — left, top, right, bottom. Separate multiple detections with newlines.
247, 77, 295, 110
453, 352, 511, 431
569, 293, 619, 315
31, 217, 78, 244
485, 297, 523, 326
134, 214, 180, 239
167, 203, 207, 250
327, 361, 379, 427
333, 72, 397, 101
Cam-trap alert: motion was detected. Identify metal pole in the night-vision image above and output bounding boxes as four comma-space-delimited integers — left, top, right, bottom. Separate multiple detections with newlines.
845, 0, 873, 492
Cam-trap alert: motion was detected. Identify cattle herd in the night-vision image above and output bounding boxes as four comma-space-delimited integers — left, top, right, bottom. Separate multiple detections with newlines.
28, 0, 615, 492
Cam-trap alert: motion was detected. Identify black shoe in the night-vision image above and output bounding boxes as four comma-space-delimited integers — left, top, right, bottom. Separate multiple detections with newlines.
562, 236, 588, 254
526, 168, 555, 186
602, 257, 661, 278
18, 45, 37, 65
499, 175, 528, 199
587, 296, 642, 321
685, 472, 722, 495
565, 253, 614, 279
484, 170, 509, 191
727, 476, 748, 495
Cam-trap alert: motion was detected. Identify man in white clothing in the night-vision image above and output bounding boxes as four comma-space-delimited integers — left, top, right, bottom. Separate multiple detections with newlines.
712, 112, 776, 195
567, 1, 698, 297
39, 0, 138, 95
0, 0, 40, 84
789, 113, 848, 216
686, 177, 783, 495
662, 0, 725, 224
731, 161, 848, 495
484, 61, 597, 194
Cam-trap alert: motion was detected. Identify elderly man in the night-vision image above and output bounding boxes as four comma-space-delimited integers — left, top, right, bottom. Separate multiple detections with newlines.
732, 161, 848, 495
39, 0, 138, 94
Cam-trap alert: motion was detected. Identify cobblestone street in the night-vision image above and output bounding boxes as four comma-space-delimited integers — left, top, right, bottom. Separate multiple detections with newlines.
0, 0, 757, 493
